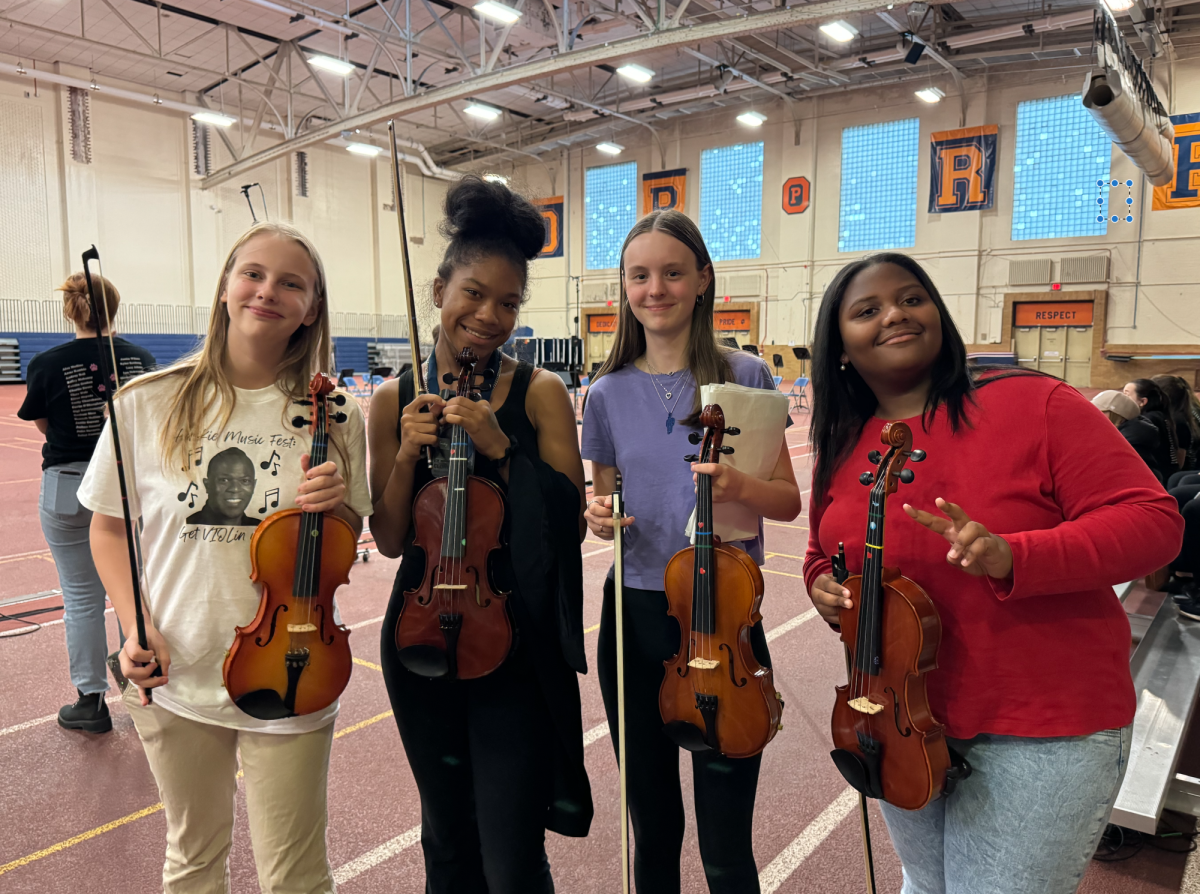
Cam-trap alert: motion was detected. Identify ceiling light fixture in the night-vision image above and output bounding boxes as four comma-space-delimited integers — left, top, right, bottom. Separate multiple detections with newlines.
465, 101, 502, 121
616, 63, 655, 84
483, 172, 509, 184
737, 110, 767, 127
308, 55, 356, 76
475, 0, 523, 24
596, 142, 624, 155
191, 111, 236, 127
819, 20, 859, 42
915, 86, 945, 103
1101, 0, 1135, 10
346, 142, 384, 156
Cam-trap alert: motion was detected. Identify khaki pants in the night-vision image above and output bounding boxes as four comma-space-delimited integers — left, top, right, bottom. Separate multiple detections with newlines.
124, 686, 336, 894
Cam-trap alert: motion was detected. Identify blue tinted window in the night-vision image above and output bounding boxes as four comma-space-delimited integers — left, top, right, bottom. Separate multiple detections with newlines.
699, 142, 764, 262
585, 161, 637, 270
838, 118, 919, 252
1012, 95, 1112, 240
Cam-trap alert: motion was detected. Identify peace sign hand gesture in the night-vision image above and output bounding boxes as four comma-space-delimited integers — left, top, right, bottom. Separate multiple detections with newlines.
903, 497, 1014, 580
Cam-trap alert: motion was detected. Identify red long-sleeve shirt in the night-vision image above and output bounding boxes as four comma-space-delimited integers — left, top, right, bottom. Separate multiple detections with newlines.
804, 375, 1184, 740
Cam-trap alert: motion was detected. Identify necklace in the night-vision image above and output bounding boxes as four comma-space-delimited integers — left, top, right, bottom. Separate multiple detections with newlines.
644, 358, 682, 400
642, 360, 688, 434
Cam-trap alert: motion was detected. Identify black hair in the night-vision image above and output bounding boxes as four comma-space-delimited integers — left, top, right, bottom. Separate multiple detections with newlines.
809, 252, 1044, 504
1127, 378, 1168, 415
436, 174, 545, 295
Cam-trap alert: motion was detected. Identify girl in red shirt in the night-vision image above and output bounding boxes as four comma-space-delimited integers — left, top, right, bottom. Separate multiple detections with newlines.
803, 253, 1182, 894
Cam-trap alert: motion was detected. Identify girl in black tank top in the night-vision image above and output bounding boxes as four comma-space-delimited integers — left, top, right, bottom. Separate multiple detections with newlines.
367, 176, 591, 894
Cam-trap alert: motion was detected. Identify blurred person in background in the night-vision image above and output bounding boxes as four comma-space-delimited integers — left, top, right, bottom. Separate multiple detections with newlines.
17, 273, 155, 733
1153, 375, 1199, 475
1124, 379, 1178, 482
1092, 390, 1164, 483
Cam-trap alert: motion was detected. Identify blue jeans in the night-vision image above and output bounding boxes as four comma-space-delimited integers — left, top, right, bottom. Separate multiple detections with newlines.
39, 462, 111, 696
880, 727, 1132, 894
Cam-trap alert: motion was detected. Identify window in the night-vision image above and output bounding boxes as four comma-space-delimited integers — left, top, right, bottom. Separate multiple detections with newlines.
699, 142, 764, 262
838, 118, 919, 252
585, 161, 637, 270
1012, 95, 1112, 240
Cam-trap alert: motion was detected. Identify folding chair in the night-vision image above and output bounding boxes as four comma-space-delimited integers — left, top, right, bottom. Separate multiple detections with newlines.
786, 376, 810, 413
773, 376, 784, 389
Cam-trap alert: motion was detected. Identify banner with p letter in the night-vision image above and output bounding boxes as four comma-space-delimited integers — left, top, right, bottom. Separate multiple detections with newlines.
929, 125, 999, 213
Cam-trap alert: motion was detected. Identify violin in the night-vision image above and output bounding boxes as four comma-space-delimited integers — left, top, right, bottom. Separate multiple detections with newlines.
830, 421, 950, 810
395, 346, 513, 679
222, 373, 356, 719
659, 404, 783, 759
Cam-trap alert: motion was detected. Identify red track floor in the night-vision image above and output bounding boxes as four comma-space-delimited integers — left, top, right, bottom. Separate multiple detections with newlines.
0, 382, 1192, 893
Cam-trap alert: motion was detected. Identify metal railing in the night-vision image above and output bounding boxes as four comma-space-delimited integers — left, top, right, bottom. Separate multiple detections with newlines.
1, 299, 408, 340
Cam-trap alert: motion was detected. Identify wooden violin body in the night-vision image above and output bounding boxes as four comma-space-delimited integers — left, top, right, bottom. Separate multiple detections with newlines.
224, 509, 356, 718
832, 566, 947, 810
658, 404, 783, 759
397, 474, 512, 679
394, 347, 512, 679
830, 421, 949, 811
222, 373, 355, 720
661, 538, 781, 759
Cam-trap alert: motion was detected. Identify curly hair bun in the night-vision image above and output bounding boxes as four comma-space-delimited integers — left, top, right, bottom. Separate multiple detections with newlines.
440, 174, 545, 262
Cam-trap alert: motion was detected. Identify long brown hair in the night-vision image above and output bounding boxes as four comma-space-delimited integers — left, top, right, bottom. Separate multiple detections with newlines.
588, 210, 732, 426
122, 222, 336, 473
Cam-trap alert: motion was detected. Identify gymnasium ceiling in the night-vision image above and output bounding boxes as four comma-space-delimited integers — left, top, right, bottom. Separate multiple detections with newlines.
1, 0, 1197, 182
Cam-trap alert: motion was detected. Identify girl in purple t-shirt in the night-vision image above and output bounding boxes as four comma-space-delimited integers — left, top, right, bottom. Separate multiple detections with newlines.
581, 210, 801, 894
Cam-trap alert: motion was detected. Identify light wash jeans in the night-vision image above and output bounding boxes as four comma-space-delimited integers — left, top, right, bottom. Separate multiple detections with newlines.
39, 462, 110, 696
880, 726, 1132, 894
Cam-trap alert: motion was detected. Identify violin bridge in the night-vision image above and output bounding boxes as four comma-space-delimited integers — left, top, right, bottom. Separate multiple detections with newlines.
848, 697, 884, 715
286, 623, 318, 633
688, 658, 721, 670
433, 584, 468, 590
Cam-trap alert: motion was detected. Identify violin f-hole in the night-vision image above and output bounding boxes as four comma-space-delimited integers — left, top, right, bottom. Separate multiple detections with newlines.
719, 642, 747, 687
677, 638, 696, 678
256, 603, 288, 647
884, 686, 912, 737
314, 603, 334, 646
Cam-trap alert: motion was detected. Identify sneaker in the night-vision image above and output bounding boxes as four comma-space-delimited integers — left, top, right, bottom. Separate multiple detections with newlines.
58, 690, 112, 733
1167, 576, 1195, 596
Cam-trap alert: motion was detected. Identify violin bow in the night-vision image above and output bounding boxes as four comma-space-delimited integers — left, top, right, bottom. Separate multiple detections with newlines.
834, 542, 877, 894
387, 120, 433, 468
82, 246, 158, 701
612, 473, 631, 894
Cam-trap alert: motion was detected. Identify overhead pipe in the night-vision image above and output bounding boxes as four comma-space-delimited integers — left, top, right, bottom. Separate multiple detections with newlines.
0, 61, 210, 117
1081, 72, 1174, 186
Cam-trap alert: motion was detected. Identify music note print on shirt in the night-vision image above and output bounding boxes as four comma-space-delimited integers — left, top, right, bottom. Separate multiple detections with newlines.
260, 449, 281, 477
178, 481, 199, 508
182, 444, 204, 472
258, 488, 280, 514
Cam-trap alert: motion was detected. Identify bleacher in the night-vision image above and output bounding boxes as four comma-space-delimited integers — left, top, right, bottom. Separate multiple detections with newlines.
1110, 580, 1200, 834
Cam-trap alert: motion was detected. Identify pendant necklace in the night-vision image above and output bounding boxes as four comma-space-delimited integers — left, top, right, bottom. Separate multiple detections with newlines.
644, 358, 687, 434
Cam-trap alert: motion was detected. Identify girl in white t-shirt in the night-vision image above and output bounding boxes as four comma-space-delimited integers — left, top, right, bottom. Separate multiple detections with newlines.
80, 222, 371, 894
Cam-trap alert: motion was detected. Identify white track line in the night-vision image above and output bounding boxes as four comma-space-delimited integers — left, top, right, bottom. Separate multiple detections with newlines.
581, 547, 611, 559
766, 609, 818, 642
0, 697, 120, 738
758, 787, 858, 893
347, 615, 385, 631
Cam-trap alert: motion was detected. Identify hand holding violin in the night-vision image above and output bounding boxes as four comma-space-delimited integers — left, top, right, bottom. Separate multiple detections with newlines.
690, 462, 745, 503
443, 395, 509, 460
903, 497, 1013, 579
808, 573, 852, 624
296, 454, 347, 513
397, 393, 445, 465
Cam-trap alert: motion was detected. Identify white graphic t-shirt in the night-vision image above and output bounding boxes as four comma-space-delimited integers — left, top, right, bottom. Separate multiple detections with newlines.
79, 375, 373, 734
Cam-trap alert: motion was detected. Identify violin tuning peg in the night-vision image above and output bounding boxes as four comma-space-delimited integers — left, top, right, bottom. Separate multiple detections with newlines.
868, 450, 882, 464
332, 394, 347, 406
442, 373, 456, 385
859, 472, 875, 486
724, 427, 741, 436
334, 413, 348, 423
293, 398, 313, 406
684, 454, 700, 463
720, 446, 734, 455
910, 449, 926, 463
292, 416, 308, 427
899, 468, 914, 484
688, 432, 702, 444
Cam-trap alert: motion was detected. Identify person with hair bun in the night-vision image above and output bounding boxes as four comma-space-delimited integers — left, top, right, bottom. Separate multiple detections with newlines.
370, 174, 592, 893
1124, 378, 1178, 477
18, 272, 155, 733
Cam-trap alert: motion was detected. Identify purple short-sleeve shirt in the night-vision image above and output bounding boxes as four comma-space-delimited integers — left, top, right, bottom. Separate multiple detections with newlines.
581, 349, 787, 590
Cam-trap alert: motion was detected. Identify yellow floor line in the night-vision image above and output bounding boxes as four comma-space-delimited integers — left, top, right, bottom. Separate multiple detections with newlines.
766, 522, 808, 530
353, 657, 382, 672
762, 568, 804, 579
0, 803, 165, 876
765, 552, 805, 561
334, 710, 395, 740
584, 623, 599, 634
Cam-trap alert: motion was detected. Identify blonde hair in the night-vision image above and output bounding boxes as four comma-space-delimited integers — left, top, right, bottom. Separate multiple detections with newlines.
588, 210, 731, 426
59, 272, 120, 333
125, 222, 335, 472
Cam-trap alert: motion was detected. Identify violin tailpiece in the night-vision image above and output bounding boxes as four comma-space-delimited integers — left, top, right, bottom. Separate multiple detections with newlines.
848, 696, 885, 715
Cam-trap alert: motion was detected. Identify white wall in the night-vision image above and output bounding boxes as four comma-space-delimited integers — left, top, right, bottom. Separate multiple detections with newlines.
2, 56, 1198, 349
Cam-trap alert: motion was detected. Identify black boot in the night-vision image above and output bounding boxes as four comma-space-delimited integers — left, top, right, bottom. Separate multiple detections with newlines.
58, 690, 112, 733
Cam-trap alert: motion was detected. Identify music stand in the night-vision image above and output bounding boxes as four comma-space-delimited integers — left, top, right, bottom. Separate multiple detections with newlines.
791, 346, 811, 378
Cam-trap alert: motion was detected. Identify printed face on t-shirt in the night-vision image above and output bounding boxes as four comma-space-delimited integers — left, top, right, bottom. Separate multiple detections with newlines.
187, 448, 259, 527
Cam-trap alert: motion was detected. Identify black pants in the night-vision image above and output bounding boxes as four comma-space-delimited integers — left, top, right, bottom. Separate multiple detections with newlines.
1177, 497, 1200, 576
381, 643, 555, 894
598, 578, 767, 894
